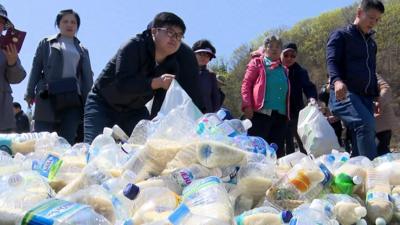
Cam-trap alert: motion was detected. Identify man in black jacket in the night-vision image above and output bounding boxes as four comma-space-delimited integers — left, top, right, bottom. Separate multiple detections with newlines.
84, 12, 203, 143
327, 0, 384, 159
281, 43, 317, 155
13, 102, 30, 133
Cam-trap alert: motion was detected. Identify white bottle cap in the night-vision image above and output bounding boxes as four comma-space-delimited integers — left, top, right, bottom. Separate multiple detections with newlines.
241, 119, 252, 130
353, 176, 363, 185
103, 127, 113, 136
375, 217, 386, 225
356, 219, 367, 225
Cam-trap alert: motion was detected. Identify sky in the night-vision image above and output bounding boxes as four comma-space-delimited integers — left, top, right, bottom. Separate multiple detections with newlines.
2, 0, 355, 111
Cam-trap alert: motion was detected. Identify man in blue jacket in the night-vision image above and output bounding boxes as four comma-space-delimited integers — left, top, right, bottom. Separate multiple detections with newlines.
327, 0, 384, 159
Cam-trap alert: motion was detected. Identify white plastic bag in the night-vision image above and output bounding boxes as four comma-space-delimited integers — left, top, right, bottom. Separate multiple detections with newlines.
157, 79, 203, 122
297, 104, 340, 157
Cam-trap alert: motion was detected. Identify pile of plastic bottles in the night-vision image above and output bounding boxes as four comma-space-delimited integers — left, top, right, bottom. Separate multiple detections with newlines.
1, 109, 400, 225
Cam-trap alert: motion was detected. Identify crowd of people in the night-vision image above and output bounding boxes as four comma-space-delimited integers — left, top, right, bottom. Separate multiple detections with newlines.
0, 0, 396, 160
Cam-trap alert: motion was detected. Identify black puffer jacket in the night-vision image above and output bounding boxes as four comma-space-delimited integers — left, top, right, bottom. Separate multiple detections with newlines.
93, 29, 204, 116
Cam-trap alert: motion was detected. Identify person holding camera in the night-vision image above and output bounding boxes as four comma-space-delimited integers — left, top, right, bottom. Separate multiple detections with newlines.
25, 9, 93, 144
0, 4, 26, 133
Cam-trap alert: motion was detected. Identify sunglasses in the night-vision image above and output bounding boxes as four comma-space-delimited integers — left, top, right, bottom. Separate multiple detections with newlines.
284, 54, 296, 58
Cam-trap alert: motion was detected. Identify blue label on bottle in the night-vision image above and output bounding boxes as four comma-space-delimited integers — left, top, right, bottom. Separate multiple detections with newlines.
21, 199, 88, 225
319, 163, 333, 186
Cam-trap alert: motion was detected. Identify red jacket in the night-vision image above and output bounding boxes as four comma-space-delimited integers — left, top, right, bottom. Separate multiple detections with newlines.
241, 55, 291, 118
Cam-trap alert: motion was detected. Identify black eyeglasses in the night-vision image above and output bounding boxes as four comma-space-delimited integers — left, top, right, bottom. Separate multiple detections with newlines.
156, 27, 184, 41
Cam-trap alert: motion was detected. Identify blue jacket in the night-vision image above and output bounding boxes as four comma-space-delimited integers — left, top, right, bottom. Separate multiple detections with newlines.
326, 24, 379, 97
287, 62, 317, 119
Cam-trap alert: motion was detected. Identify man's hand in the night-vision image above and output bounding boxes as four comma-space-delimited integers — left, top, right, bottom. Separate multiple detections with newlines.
2, 44, 18, 66
243, 107, 254, 119
374, 100, 381, 117
334, 80, 347, 101
327, 115, 339, 123
151, 74, 175, 90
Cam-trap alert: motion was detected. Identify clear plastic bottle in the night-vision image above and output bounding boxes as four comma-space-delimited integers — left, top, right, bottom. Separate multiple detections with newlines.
232, 135, 277, 162
290, 204, 339, 225
122, 184, 181, 225
181, 176, 234, 224
372, 152, 400, 167
235, 206, 292, 225
267, 157, 325, 208
17, 198, 111, 225
167, 203, 231, 225
365, 168, 394, 225
87, 127, 116, 162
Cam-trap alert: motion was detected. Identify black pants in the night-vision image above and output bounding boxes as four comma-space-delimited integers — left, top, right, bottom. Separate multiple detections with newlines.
376, 130, 392, 156
285, 118, 306, 155
330, 120, 343, 147
248, 111, 287, 158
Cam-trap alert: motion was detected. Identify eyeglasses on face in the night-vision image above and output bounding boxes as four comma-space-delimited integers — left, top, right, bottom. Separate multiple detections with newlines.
156, 27, 184, 41
284, 54, 296, 58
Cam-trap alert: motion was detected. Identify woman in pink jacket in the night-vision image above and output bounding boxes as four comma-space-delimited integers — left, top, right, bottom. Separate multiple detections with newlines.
241, 36, 290, 157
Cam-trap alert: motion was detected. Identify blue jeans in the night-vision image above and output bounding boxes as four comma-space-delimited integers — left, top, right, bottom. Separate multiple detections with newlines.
84, 91, 150, 144
329, 91, 377, 160
34, 107, 82, 145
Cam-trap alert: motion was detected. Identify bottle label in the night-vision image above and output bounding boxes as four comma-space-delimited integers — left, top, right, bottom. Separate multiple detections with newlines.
173, 169, 195, 187
366, 192, 390, 202
182, 176, 221, 199
318, 163, 333, 187
21, 199, 88, 225
168, 203, 190, 225
39, 154, 63, 181
289, 170, 311, 192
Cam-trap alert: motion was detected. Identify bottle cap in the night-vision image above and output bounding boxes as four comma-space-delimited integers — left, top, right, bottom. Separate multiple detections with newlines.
241, 119, 252, 130
352, 176, 363, 185
375, 217, 386, 225
270, 143, 278, 152
216, 110, 226, 120
281, 210, 293, 223
123, 183, 140, 200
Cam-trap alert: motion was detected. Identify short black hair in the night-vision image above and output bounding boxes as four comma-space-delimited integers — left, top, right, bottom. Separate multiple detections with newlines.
360, 0, 385, 13
192, 39, 216, 54
13, 102, 21, 109
152, 12, 186, 33
55, 9, 81, 30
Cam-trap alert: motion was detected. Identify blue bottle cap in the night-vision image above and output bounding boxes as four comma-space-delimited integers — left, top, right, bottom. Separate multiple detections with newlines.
123, 183, 140, 200
281, 210, 293, 223
269, 143, 278, 151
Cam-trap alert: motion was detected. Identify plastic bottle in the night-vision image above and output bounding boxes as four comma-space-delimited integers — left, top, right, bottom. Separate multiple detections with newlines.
167, 203, 230, 225
267, 157, 325, 208
372, 152, 400, 167
278, 151, 307, 169
290, 204, 339, 225
17, 198, 111, 225
196, 109, 251, 139
196, 109, 227, 136
235, 206, 292, 225
181, 176, 234, 224
112, 124, 130, 143
102, 170, 136, 194
121, 184, 181, 225
87, 127, 116, 162
233, 135, 277, 161
316, 194, 367, 225
365, 168, 394, 225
